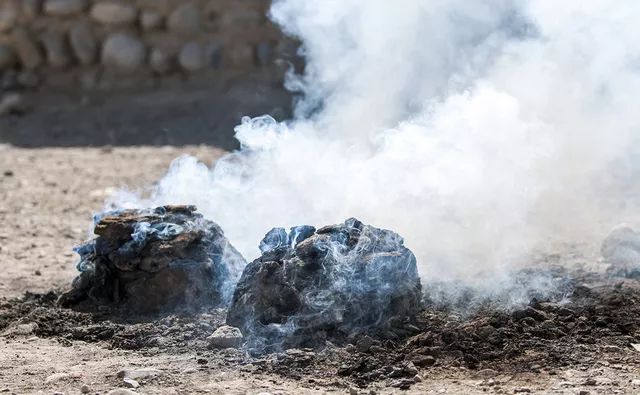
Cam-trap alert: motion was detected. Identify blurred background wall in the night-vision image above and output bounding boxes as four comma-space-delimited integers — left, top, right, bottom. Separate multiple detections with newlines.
0, 0, 299, 148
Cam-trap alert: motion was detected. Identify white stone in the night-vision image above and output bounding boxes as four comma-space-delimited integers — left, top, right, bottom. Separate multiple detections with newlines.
116, 368, 163, 380
45, 372, 70, 384
122, 378, 139, 389
207, 325, 243, 349
106, 390, 138, 395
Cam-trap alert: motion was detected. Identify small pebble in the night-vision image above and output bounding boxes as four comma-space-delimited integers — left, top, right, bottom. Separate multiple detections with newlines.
122, 378, 139, 389
80, 385, 91, 393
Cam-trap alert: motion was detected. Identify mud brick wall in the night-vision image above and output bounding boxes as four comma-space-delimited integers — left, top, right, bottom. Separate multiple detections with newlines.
0, 0, 297, 90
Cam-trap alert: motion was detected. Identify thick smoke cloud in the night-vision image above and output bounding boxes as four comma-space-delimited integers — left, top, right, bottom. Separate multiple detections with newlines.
110, 0, 640, 292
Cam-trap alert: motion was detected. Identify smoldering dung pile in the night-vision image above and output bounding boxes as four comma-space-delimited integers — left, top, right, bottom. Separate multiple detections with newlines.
61, 207, 423, 347
60, 205, 246, 313
227, 218, 422, 350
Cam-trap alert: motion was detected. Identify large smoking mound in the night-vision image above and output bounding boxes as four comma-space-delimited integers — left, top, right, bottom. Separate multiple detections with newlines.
227, 218, 422, 351
110, 1, 640, 294
60, 206, 246, 313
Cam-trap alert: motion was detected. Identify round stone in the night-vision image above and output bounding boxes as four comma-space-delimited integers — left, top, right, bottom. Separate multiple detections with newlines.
167, 4, 201, 35
178, 42, 205, 72
102, 33, 146, 72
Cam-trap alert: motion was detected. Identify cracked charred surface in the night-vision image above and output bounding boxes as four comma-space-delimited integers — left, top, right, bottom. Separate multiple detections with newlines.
227, 218, 423, 352
59, 205, 245, 314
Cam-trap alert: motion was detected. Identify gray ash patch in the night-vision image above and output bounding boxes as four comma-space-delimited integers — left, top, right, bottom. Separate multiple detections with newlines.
59, 205, 246, 314
226, 218, 423, 352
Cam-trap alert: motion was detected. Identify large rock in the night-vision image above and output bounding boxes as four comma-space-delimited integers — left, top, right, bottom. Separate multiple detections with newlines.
44, 0, 87, 16
227, 218, 422, 350
59, 205, 246, 313
10, 28, 43, 69
102, 33, 146, 72
90, 2, 137, 25
40, 30, 71, 68
69, 23, 97, 65
167, 4, 202, 35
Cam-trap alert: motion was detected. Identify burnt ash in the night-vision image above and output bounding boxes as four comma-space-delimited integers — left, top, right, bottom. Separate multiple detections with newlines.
226, 218, 423, 351
2, 268, 640, 389
59, 205, 246, 314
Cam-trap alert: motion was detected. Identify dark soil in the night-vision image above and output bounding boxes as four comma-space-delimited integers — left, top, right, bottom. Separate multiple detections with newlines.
2, 267, 640, 390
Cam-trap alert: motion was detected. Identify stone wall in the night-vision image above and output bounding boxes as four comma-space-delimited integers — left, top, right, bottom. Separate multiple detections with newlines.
0, 0, 296, 91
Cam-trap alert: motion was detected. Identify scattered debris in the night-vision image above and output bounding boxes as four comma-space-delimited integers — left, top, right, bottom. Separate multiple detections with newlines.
59, 205, 246, 313
117, 368, 163, 380
2, 266, 640, 390
227, 218, 422, 351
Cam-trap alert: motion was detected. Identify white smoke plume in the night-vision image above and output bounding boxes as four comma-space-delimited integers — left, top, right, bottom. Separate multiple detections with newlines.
110, 0, 640, 292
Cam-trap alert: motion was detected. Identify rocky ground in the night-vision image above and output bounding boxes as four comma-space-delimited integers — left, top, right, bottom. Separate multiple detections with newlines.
2, 145, 640, 394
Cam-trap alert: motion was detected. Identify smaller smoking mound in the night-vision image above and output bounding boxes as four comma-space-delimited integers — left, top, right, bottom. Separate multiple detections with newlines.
602, 225, 640, 278
227, 218, 422, 352
59, 205, 246, 313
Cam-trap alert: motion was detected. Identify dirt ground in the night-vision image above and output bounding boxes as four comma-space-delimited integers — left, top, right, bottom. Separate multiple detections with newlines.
2, 145, 640, 394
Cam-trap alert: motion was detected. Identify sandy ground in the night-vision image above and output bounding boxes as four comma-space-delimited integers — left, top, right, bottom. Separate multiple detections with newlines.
1, 145, 640, 394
